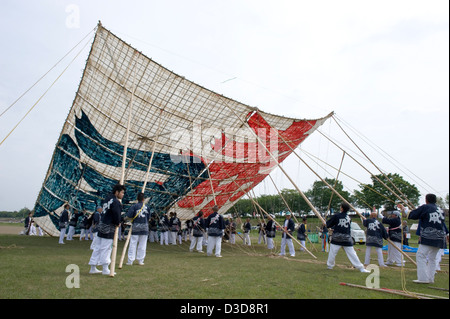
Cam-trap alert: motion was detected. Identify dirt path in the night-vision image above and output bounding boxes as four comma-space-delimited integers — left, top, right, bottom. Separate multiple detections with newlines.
0, 225, 23, 235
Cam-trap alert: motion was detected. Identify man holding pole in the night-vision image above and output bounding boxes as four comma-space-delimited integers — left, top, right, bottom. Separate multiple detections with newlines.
401, 194, 449, 284
126, 192, 149, 266
382, 210, 404, 267
279, 212, 295, 257
88, 184, 125, 275
326, 202, 369, 273
206, 205, 225, 257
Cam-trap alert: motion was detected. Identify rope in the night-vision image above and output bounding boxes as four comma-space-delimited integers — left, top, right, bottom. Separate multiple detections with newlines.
0, 32, 94, 147
333, 114, 442, 198
331, 115, 415, 210
0, 27, 96, 119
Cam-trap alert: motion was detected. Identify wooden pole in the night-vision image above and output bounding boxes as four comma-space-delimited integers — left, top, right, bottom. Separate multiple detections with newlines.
119, 110, 164, 269
249, 195, 317, 259
267, 175, 318, 252
339, 282, 431, 299
111, 53, 138, 277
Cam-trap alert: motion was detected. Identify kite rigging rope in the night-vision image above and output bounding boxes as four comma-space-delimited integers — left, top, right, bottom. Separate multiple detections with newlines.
333, 114, 441, 197
0, 27, 96, 119
0, 30, 95, 147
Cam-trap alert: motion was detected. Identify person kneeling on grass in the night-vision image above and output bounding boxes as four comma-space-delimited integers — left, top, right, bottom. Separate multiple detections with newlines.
326, 202, 369, 273
88, 184, 125, 275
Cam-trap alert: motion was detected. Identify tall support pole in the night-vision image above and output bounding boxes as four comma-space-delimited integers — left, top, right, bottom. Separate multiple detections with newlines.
111, 53, 138, 277
119, 110, 164, 269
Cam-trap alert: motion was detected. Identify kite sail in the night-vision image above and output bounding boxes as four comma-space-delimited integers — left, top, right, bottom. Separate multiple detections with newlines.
32, 22, 332, 236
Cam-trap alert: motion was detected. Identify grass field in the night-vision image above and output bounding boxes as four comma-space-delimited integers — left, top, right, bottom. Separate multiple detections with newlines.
0, 226, 448, 300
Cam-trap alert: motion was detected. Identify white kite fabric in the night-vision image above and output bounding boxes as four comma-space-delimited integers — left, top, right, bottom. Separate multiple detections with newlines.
33, 23, 331, 236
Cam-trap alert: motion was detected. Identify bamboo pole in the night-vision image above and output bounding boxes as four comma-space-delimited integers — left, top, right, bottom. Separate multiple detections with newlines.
249, 195, 317, 259
267, 175, 318, 253
111, 53, 138, 277
339, 282, 431, 299
119, 110, 164, 269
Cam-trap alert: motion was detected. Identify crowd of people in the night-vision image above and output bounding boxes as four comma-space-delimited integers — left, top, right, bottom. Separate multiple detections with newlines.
39, 184, 448, 283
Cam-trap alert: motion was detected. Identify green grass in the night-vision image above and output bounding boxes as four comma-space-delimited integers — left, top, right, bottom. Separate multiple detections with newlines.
0, 232, 448, 299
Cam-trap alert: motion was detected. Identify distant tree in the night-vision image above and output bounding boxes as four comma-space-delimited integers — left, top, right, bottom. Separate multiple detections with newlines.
436, 194, 449, 210
279, 188, 309, 213
305, 178, 353, 213
354, 173, 420, 211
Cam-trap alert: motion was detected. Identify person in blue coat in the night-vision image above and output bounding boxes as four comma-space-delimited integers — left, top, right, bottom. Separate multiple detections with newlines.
297, 217, 308, 252
190, 211, 205, 253
382, 210, 403, 266
279, 212, 296, 257
206, 205, 225, 257
159, 212, 170, 245
88, 184, 125, 275
58, 204, 70, 244
265, 214, 277, 250
401, 194, 449, 284
363, 211, 388, 267
326, 202, 369, 273
126, 192, 150, 266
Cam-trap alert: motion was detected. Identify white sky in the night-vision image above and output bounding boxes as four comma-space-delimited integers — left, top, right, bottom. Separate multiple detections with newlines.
0, 0, 448, 212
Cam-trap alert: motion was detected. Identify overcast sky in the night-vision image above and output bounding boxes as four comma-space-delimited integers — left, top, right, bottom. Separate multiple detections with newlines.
0, 0, 448, 212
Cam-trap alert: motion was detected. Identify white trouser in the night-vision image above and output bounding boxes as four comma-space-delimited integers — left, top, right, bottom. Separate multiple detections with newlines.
160, 231, 169, 245
67, 226, 76, 240
29, 225, 36, 236
190, 236, 204, 252
258, 232, 266, 244
229, 233, 236, 244
299, 240, 306, 251
244, 232, 251, 246
435, 249, 444, 271
207, 235, 222, 256
80, 229, 88, 240
364, 246, 385, 266
386, 241, 404, 266
90, 232, 98, 250
170, 231, 177, 244
267, 237, 275, 250
416, 244, 440, 282
149, 230, 158, 242
59, 227, 67, 244
128, 235, 148, 263
186, 229, 192, 241
280, 236, 295, 256
327, 243, 364, 270
88, 237, 113, 267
